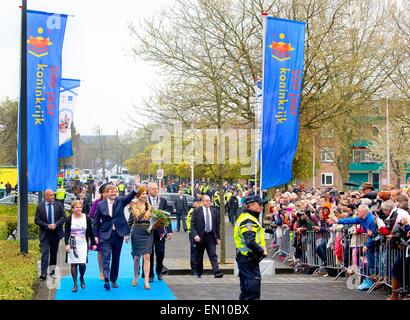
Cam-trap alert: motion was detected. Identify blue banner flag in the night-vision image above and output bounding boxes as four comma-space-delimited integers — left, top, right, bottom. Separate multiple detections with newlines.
59, 78, 80, 158
261, 17, 305, 190
26, 10, 67, 191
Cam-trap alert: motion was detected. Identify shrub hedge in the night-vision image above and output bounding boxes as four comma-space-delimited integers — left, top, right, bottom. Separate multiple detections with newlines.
0, 205, 38, 240
0, 240, 40, 300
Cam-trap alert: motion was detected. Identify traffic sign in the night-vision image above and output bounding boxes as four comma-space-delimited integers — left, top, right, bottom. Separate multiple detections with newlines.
157, 169, 164, 180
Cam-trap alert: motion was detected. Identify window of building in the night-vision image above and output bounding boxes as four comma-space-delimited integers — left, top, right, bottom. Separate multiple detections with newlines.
352, 149, 370, 163
320, 148, 335, 163
321, 173, 333, 186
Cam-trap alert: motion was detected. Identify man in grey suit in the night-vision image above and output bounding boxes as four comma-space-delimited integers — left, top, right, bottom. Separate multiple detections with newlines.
35, 189, 66, 280
173, 189, 188, 232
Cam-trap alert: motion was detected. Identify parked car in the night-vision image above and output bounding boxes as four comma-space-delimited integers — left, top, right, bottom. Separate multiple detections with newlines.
109, 175, 126, 185
0, 193, 72, 211
158, 193, 195, 214
64, 192, 76, 207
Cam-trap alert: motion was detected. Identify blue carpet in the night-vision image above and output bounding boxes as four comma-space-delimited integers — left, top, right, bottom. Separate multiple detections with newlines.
55, 241, 176, 300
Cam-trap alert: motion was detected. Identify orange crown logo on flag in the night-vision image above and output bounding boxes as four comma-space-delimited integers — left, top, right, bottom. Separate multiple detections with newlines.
27, 27, 52, 57
268, 33, 294, 62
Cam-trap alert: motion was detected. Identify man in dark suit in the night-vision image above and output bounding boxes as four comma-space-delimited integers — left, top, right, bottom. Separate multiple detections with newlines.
76, 189, 91, 215
173, 189, 188, 232
93, 176, 139, 290
146, 182, 173, 281
191, 195, 224, 278
34, 189, 66, 280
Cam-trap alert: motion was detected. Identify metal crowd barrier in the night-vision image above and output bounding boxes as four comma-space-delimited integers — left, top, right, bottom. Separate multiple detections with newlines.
272, 227, 410, 296
270, 228, 295, 263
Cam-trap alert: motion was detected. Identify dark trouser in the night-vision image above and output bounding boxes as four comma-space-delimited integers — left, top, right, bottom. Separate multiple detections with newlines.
189, 232, 197, 272
366, 244, 376, 276
315, 238, 327, 265
228, 209, 236, 225
40, 231, 60, 277
147, 240, 166, 279
195, 232, 219, 275
237, 254, 261, 300
392, 251, 402, 279
176, 212, 187, 231
100, 230, 124, 283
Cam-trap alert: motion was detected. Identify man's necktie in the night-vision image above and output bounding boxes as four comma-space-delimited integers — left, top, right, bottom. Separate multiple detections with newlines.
48, 203, 52, 224
205, 208, 211, 232
153, 197, 157, 209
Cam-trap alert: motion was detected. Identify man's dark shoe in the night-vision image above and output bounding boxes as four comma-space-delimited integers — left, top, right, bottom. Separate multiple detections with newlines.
197, 274, 202, 278
50, 270, 55, 277
104, 282, 110, 291
149, 277, 154, 283
39, 275, 47, 281
111, 282, 119, 288
157, 274, 163, 281
161, 267, 168, 275
214, 272, 224, 278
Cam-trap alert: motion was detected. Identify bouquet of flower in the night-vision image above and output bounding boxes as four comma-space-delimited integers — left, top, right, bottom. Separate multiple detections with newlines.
147, 209, 171, 234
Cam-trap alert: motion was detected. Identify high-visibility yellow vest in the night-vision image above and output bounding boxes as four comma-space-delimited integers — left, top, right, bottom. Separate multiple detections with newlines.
186, 208, 194, 232
225, 191, 233, 204
213, 192, 221, 207
234, 213, 266, 256
118, 184, 126, 192
56, 187, 66, 200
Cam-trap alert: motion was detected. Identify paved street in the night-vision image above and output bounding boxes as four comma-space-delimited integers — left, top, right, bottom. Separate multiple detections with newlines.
34, 220, 389, 300
165, 274, 387, 300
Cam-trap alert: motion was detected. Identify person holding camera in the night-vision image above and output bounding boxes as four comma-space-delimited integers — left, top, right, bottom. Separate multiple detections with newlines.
234, 195, 268, 300
331, 204, 377, 290
377, 199, 410, 299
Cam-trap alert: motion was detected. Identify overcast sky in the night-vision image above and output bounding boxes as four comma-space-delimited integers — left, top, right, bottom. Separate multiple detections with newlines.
0, 0, 173, 135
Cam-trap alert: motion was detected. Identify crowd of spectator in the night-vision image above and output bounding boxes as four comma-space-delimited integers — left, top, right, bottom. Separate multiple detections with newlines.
264, 182, 410, 300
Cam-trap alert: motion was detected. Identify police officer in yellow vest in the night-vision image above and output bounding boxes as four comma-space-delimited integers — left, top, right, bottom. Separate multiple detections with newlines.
186, 198, 202, 275
213, 191, 221, 208
55, 185, 66, 207
117, 181, 126, 196
234, 194, 267, 300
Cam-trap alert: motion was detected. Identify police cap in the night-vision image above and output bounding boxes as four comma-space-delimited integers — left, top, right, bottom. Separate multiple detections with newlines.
245, 195, 268, 206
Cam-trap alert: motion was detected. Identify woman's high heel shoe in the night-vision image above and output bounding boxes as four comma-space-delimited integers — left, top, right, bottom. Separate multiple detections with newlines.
144, 282, 150, 290
72, 284, 78, 293
132, 278, 138, 286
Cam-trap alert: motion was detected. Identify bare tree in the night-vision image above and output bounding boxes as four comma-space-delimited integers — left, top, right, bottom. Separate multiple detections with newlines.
127, 0, 401, 261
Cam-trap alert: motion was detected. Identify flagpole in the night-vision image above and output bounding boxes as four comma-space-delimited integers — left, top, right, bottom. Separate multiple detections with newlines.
191, 126, 194, 197
386, 98, 391, 185
312, 136, 316, 189
18, 0, 29, 254
254, 81, 259, 190
260, 12, 268, 198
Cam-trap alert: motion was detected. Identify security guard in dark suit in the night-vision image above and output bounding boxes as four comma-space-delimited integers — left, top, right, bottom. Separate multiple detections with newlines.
234, 195, 267, 300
